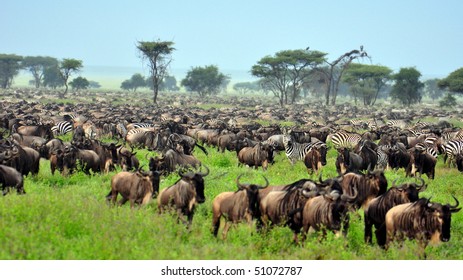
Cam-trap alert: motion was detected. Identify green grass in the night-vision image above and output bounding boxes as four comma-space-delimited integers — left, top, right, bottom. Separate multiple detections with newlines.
1, 142, 463, 260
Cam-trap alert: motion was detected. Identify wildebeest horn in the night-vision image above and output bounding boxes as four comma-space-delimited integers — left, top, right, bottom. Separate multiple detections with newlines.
392, 178, 399, 188
416, 177, 426, 192
449, 195, 460, 210
236, 174, 247, 190
197, 165, 209, 177
258, 175, 269, 189
341, 186, 358, 202
178, 168, 195, 179
318, 172, 324, 184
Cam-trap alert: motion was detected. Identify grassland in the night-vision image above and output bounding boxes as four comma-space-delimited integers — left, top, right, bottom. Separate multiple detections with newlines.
1, 139, 462, 260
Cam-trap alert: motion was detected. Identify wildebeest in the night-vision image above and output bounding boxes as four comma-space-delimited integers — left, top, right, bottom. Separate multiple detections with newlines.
0, 164, 25, 195
364, 178, 426, 247
340, 169, 388, 210
259, 177, 330, 242
14, 124, 54, 140
55, 145, 101, 175
150, 148, 201, 174
212, 174, 269, 239
408, 147, 437, 179
304, 148, 322, 175
385, 196, 461, 248
301, 185, 358, 240
157, 166, 209, 227
237, 142, 270, 171
106, 169, 161, 208
335, 147, 363, 175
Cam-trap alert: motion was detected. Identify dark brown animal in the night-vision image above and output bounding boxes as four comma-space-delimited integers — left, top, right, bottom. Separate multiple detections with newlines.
212, 175, 269, 239
0, 164, 25, 195
364, 178, 426, 247
237, 142, 269, 171
385, 196, 461, 248
340, 170, 388, 210
158, 166, 209, 227
106, 170, 160, 208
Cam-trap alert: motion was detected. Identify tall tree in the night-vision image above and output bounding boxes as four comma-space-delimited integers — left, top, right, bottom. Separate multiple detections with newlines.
424, 78, 445, 101
69, 76, 90, 91
181, 65, 229, 97
343, 63, 392, 105
59, 58, 83, 96
315, 46, 370, 105
43, 62, 64, 89
160, 75, 179, 92
251, 49, 326, 106
390, 67, 424, 107
0, 54, 23, 89
438, 67, 463, 94
22, 56, 58, 88
137, 40, 175, 104
120, 73, 146, 92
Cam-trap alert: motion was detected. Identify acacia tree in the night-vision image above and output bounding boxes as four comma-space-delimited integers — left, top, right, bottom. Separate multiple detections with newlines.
137, 40, 175, 104
0, 54, 23, 89
315, 46, 370, 105
120, 73, 146, 92
251, 49, 326, 106
390, 67, 424, 107
59, 58, 83, 96
69, 76, 90, 91
438, 67, 463, 94
424, 78, 445, 101
343, 63, 392, 105
22, 56, 58, 88
181, 65, 229, 97
233, 81, 260, 95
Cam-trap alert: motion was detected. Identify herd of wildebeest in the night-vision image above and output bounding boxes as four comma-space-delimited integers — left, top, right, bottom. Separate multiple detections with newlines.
1, 90, 463, 250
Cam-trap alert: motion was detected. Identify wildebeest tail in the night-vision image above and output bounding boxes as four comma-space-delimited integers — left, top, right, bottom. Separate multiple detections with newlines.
196, 143, 208, 155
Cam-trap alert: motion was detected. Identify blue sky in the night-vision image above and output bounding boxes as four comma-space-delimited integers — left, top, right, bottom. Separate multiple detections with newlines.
3, 0, 463, 81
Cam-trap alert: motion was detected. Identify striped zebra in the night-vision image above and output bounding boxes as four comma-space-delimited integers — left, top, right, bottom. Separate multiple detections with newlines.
51, 121, 73, 136
442, 140, 463, 167
376, 145, 391, 169
126, 122, 155, 131
387, 119, 408, 129
414, 142, 438, 159
329, 130, 362, 150
282, 134, 326, 165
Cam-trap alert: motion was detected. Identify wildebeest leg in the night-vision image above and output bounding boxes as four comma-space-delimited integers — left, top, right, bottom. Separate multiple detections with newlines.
375, 223, 387, 248
212, 213, 221, 237
364, 218, 373, 244
222, 222, 231, 240
118, 197, 128, 206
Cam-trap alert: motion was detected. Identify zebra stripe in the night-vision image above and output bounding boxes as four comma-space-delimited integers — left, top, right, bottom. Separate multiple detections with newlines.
415, 143, 438, 159
330, 131, 361, 150
442, 140, 463, 166
283, 134, 316, 165
51, 121, 73, 135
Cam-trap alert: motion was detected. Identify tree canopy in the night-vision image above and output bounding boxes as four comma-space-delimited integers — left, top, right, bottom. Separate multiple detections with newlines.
181, 65, 229, 97
22, 56, 58, 88
0, 54, 23, 89
137, 40, 175, 104
390, 67, 424, 107
251, 49, 326, 106
69, 76, 90, 91
438, 67, 463, 94
343, 63, 392, 106
59, 58, 83, 95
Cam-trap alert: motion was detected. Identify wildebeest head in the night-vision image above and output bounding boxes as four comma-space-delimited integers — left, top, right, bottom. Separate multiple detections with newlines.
427, 196, 461, 242
391, 177, 427, 203
365, 169, 388, 196
236, 174, 269, 214
178, 165, 210, 204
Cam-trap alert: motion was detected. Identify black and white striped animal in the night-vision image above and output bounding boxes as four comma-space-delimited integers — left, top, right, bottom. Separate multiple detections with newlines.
329, 130, 362, 150
51, 121, 73, 136
282, 134, 325, 165
442, 140, 463, 167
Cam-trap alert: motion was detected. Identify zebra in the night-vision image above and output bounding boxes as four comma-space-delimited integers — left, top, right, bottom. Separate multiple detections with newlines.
329, 130, 362, 150
126, 122, 155, 131
442, 140, 463, 167
282, 134, 326, 165
387, 119, 408, 129
376, 145, 391, 169
51, 121, 73, 136
414, 142, 438, 159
